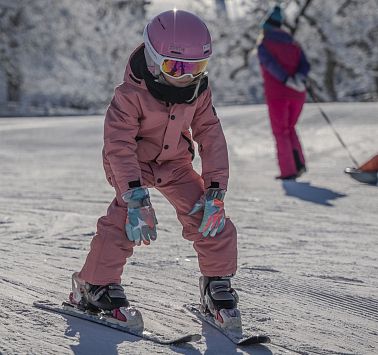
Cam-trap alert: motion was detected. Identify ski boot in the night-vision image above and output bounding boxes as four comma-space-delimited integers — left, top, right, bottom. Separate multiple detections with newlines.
69, 272, 143, 331
199, 276, 241, 331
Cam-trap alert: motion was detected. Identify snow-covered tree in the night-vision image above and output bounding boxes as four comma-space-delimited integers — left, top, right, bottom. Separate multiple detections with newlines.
0, 1, 24, 103
189, 0, 378, 104
1, 0, 148, 113
297, 0, 378, 101
1, 0, 377, 114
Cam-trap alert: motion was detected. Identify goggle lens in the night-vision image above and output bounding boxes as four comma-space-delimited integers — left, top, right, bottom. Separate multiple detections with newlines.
161, 59, 208, 78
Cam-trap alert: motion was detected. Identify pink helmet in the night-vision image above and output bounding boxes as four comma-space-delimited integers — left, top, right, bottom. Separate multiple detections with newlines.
144, 10, 212, 62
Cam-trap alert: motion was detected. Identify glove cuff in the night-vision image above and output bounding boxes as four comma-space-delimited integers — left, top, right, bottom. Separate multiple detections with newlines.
206, 188, 226, 201
122, 187, 151, 208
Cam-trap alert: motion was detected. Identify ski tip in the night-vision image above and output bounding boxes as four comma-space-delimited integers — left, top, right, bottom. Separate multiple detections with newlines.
176, 333, 202, 344
162, 333, 202, 345
33, 300, 52, 307
258, 335, 271, 344
238, 334, 271, 346
191, 334, 202, 342
344, 168, 378, 184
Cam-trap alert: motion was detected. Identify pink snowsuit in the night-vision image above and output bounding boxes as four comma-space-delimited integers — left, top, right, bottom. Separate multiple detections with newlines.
258, 29, 310, 177
78, 46, 237, 285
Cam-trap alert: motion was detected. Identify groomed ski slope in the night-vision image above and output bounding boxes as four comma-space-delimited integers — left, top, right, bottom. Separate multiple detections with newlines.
0, 102, 377, 355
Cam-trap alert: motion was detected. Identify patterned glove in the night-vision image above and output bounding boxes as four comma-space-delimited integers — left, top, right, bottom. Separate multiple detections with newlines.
189, 188, 226, 237
122, 187, 158, 246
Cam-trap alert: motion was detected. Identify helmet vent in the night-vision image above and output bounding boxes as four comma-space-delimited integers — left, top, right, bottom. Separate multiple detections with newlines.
169, 44, 184, 54
203, 43, 211, 55
157, 17, 166, 30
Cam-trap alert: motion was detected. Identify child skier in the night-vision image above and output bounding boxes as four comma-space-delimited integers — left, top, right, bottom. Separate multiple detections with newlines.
257, 5, 310, 180
70, 9, 239, 328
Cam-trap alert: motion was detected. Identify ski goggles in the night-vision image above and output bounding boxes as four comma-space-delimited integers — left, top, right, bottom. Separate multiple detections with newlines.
143, 26, 209, 79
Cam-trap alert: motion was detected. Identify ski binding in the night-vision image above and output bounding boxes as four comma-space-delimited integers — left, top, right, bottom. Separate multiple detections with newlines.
184, 303, 270, 346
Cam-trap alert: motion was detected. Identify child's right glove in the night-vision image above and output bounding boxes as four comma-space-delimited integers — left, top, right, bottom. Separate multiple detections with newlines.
188, 188, 226, 237
122, 187, 158, 246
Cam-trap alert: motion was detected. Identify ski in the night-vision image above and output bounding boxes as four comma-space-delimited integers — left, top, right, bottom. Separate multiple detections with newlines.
33, 300, 201, 345
184, 303, 270, 346
344, 167, 377, 185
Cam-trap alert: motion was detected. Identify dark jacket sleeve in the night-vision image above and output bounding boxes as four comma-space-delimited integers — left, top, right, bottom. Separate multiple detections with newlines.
297, 50, 311, 76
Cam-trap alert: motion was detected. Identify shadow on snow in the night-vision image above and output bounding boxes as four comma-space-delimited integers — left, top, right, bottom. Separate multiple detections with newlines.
200, 322, 273, 355
281, 181, 346, 206
63, 315, 197, 355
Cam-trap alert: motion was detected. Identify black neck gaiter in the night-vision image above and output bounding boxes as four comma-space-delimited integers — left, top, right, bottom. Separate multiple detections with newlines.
130, 46, 208, 104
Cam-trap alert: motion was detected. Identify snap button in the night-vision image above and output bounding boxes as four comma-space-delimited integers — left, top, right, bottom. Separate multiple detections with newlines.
164, 145, 169, 149
170, 115, 176, 120
157, 178, 162, 183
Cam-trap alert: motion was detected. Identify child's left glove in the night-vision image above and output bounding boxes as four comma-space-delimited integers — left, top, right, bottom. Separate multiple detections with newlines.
189, 188, 226, 237
122, 187, 158, 246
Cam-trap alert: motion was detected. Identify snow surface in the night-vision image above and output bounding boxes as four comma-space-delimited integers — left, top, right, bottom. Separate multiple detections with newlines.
0, 102, 377, 355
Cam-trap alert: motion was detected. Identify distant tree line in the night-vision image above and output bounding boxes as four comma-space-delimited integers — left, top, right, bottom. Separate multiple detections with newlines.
0, 0, 377, 114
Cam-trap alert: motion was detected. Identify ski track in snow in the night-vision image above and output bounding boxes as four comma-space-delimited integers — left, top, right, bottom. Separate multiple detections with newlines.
0, 103, 377, 355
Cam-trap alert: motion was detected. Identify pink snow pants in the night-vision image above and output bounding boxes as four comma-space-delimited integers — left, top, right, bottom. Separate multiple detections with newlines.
79, 161, 237, 285
267, 97, 306, 177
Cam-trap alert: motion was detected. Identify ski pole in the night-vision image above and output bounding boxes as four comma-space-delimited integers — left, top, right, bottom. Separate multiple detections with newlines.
306, 83, 359, 168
